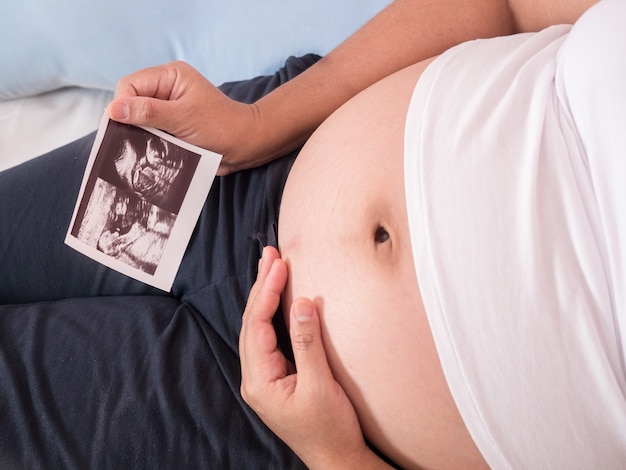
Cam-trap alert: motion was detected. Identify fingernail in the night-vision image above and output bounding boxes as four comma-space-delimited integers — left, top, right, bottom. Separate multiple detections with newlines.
294, 301, 313, 322
259, 246, 269, 269
110, 102, 129, 120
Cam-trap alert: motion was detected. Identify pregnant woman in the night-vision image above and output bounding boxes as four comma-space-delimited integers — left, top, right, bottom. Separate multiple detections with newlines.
2, 0, 622, 468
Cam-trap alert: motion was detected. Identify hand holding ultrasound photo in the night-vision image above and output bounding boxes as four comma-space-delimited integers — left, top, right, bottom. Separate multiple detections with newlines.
65, 116, 222, 290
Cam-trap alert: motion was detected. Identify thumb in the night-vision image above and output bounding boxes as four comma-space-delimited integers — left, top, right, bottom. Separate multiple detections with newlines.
290, 299, 333, 383
108, 96, 177, 131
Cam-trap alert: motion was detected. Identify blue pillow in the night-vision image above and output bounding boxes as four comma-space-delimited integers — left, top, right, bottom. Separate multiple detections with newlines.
0, 0, 392, 99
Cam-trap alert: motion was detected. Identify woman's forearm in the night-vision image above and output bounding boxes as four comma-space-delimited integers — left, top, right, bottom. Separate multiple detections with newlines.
247, 0, 515, 161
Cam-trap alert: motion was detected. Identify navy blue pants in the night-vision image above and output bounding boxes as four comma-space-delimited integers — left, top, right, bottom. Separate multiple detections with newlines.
0, 55, 320, 469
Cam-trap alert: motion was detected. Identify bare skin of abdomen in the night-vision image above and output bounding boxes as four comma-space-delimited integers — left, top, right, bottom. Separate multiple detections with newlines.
278, 59, 488, 469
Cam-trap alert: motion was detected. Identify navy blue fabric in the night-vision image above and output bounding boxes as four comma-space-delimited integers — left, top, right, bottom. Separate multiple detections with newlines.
0, 55, 321, 469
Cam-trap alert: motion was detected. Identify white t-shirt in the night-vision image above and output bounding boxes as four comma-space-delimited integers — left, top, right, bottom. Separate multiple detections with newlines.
404, 1, 626, 468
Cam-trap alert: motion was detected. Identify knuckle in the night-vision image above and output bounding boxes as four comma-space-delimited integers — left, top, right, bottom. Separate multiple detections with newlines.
114, 77, 126, 90
170, 60, 191, 80
114, 77, 131, 97
292, 331, 315, 350
173, 59, 190, 70
136, 100, 155, 122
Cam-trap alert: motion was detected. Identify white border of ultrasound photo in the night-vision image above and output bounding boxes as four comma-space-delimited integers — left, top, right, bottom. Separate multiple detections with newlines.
65, 115, 222, 291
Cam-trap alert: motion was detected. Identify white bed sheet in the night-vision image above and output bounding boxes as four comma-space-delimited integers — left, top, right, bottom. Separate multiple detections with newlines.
0, 87, 113, 172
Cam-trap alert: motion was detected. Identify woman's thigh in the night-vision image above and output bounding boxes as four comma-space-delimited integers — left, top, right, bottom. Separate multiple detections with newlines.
0, 295, 304, 469
0, 134, 162, 304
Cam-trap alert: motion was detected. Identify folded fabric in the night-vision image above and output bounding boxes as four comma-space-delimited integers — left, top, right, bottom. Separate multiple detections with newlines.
0, 0, 391, 99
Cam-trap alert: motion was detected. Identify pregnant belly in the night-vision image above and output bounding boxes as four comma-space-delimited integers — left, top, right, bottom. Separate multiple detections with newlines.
277, 59, 484, 469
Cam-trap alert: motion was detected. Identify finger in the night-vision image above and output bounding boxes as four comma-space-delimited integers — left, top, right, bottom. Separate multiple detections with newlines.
245, 246, 281, 306
289, 298, 335, 386
107, 95, 180, 130
240, 252, 289, 403
240, 247, 287, 363
243, 254, 288, 338
257, 246, 282, 284
114, 62, 179, 100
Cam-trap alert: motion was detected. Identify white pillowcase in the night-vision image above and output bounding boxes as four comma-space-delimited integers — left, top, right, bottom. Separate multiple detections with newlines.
0, 87, 113, 170
0, 0, 391, 99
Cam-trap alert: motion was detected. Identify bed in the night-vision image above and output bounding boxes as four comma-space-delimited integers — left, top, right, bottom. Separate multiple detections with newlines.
0, 0, 392, 172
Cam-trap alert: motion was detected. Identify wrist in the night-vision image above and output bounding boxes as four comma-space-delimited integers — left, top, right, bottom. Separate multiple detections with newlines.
245, 100, 311, 163
305, 444, 396, 470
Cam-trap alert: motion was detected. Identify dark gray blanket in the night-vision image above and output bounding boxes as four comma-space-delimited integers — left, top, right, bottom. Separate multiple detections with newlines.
0, 55, 321, 469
